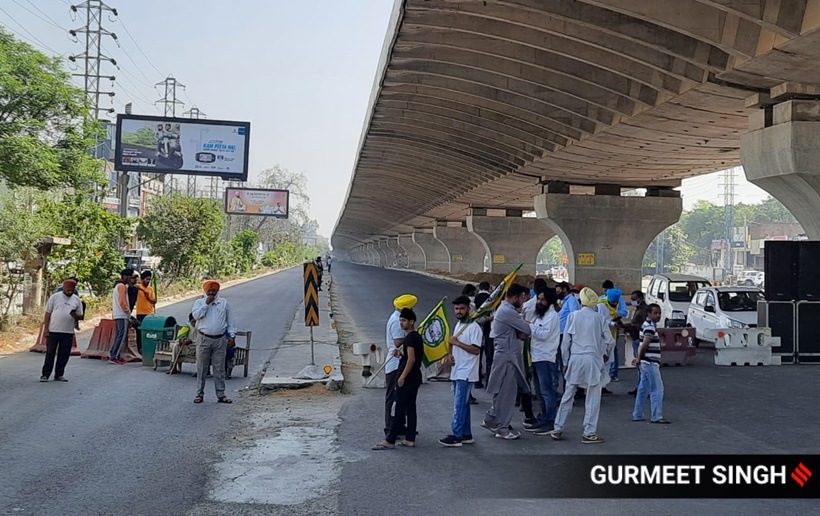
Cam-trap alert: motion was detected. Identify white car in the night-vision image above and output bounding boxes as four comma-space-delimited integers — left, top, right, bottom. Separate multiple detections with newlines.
646, 273, 711, 328
687, 286, 762, 344
736, 270, 765, 288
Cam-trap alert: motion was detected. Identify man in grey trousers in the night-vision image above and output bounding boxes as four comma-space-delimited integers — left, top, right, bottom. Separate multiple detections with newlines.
191, 280, 237, 404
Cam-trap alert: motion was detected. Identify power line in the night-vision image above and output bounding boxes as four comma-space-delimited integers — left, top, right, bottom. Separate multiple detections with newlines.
116, 17, 163, 76
0, 6, 63, 55
12, 0, 66, 31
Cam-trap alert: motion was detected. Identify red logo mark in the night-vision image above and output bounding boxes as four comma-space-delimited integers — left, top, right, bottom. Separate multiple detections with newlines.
791, 463, 812, 487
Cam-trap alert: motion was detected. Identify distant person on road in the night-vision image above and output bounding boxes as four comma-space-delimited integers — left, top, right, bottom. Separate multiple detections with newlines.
40, 279, 84, 382
315, 256, 324, 291
135, 270, 157, 353
524, 288, 561, 436
326, 256, 332, 273
626, 290, 649, 397
438, 296, 483, 447
383, 294, 416, 438
373, 308, 423, 450
481, 284, 531, 440
597, 288, 624, 388
632, 303, 670, 424
192, 280, 236, 404
109, 269, 134, 365
550, 287, 614, 444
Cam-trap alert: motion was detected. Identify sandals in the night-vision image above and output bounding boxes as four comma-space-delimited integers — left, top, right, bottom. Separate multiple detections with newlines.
217, 397, 233, 404
651, 418, 671, 424
396, 440, 416, 448
371, 441, 395, 450
194, 396, 204, 404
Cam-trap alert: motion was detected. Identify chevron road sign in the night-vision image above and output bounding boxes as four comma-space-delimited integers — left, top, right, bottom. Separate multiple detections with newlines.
304, 262, 320, 327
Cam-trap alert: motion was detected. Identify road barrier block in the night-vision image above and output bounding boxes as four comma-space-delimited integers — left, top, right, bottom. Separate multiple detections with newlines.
657, 328, 697, 366
703, 327, 780, 366
82, 318, 142, 362
29, 323, 81, 356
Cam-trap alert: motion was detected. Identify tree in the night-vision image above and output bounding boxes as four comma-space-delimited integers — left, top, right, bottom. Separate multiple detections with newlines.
537, 236, 565, 266
0, 29, 103, 189
0, 189, 49, 322
231, 230, 259, 273
643, 226, 693, 273
38, 192, 131, 296
678, 201, 724, 265
137, 195, 226, 282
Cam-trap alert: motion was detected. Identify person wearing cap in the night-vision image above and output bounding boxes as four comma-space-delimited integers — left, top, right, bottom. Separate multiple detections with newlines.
384, 293, 417, 437
192, 280, 236, 404
109, 268, 135, 364
40, 279, 84, 382
597, 288, 624, 386
550, 287, 614, 444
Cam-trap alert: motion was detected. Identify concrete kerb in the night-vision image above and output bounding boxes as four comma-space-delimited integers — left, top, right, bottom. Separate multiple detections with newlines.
259, 274, 345, 390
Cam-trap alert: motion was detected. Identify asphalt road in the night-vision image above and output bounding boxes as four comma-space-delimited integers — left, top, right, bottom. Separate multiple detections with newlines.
0, 268, 302, 516
331, 261, 820, 515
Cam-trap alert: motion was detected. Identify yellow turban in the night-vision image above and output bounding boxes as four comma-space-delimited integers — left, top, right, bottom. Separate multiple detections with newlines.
580, 287, 599, 308
393, 294, 418, 309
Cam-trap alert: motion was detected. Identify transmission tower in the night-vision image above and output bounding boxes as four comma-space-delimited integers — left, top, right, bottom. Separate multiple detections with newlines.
155, 76, 185, 195
182, 106, 206, 197
720, 168, 737, 278
69, 1, 118, 120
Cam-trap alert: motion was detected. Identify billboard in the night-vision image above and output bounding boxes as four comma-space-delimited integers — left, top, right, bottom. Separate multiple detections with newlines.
225, 187, 289, 217
114, 114, 250, 180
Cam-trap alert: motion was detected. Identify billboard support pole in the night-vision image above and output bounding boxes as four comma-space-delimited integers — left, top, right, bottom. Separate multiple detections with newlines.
117, 171, 128, 218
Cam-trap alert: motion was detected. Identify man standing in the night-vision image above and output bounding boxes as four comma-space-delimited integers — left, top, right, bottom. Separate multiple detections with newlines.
474, 281, 492, 388
373, 308, 424, 450
481, 284, 532, 440
192, 280, 236, 404
597, 288, 624, 387
438, 296, 483, 447
627, 290, 649, 396
315, 256, 324, 292
384, 294, 417, 438
326, 255, 332, 273
632, 304, 670, 424
526, 289, 561, 435
109, 269, 134, 364
135, 271, 157, 353
40, 279, 84, 382
522, 278, 548, 323
550, 287, 614, 444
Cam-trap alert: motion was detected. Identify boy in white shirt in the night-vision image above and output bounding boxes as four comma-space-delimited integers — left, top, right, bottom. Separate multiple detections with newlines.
438, 296, 484, 447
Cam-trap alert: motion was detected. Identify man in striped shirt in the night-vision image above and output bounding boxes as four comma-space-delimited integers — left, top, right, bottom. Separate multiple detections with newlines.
631, 304, 670, 424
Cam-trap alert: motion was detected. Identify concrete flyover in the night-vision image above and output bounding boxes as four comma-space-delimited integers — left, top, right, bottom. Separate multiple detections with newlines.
334, 0, 820, 290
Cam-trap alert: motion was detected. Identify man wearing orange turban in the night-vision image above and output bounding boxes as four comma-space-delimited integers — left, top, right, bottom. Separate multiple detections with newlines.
191, 279, 235, 404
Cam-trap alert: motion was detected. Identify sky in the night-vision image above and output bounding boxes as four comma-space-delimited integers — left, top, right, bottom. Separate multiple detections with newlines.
1, 1, 773, 238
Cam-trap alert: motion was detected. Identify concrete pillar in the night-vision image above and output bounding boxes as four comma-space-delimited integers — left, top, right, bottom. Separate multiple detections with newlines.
412, 230, 450, 271
740, 99, 820, 239
386, 236, 405, 268
433, 224, 486, 274
467, 214, 553, 276
399, 234, 425, 269
534, 192, 682, 293
377, 239, 392, 267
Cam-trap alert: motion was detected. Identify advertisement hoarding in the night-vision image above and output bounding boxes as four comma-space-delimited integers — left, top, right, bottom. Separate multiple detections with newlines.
114, 114, 250, 180
225, 187, 289, 217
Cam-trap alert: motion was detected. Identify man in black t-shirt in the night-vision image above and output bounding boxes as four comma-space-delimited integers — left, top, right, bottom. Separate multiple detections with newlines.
315, 256, 324, 291
373, 308, 423, 450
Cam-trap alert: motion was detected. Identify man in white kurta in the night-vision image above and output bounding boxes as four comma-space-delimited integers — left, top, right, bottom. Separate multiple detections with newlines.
551, 287, 614, 443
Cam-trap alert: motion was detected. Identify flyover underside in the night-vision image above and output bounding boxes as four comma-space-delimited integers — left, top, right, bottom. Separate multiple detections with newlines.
333, 0, 820, 251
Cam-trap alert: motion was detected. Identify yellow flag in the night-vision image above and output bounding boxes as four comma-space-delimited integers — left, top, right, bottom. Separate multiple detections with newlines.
418, 297, 450, 367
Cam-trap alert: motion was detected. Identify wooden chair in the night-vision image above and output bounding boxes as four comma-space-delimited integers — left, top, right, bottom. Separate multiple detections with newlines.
230, 331, 252, 378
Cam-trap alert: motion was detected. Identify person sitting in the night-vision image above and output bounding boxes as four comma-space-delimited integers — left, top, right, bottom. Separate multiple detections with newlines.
169, 313, 197, 375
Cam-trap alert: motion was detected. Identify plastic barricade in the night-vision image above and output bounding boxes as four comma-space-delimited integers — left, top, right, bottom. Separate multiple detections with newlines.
703, 327, 781, 366
29, 323, 81, 356
657, 327, 697, 366
81, 318, 142, 362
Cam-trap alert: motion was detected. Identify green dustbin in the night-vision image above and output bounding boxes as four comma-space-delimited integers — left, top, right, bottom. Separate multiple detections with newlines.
139, 315, 177, 366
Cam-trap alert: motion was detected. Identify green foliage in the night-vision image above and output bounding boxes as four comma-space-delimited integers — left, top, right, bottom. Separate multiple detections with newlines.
537, 236, 565, 266
38, 191, 131, 295
643, 226, 694, 273
0, 29, 104, 188
230, 230, 259, 273
137, 195, 226, 282
121, 127, 158, 147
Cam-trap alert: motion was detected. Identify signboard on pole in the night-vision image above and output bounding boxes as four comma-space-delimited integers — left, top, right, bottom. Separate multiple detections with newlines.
114, 114, 251, 180
224, 187, 289, 217
304, 262, 319, 327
